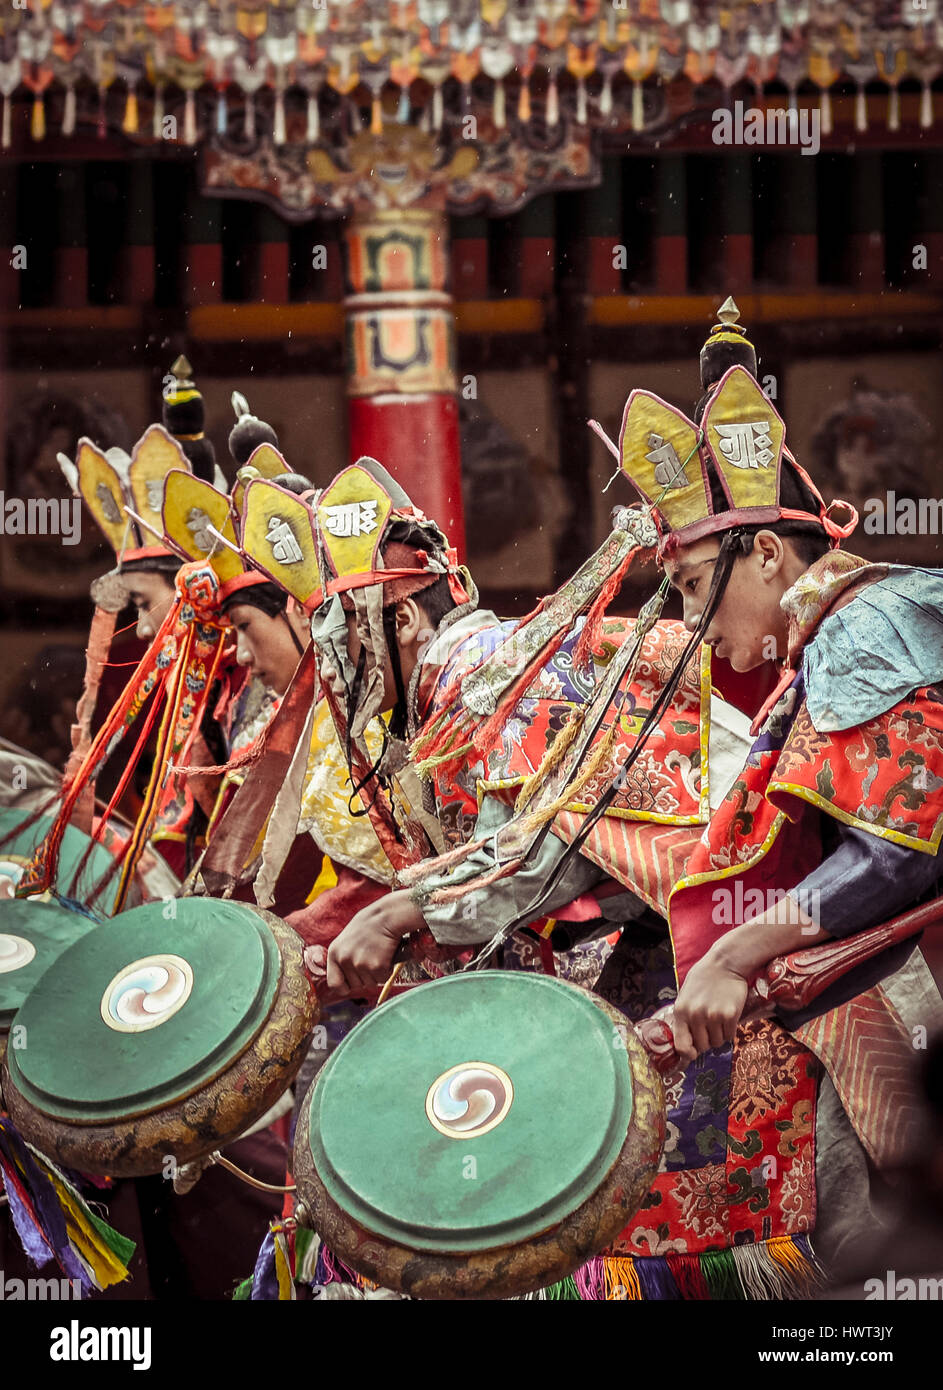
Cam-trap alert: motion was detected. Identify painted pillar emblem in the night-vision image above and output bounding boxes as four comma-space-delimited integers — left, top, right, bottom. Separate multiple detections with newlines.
344, 206, 456, 399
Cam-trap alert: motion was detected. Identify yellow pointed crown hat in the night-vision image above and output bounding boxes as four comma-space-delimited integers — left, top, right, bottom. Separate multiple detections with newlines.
241, 458, 471, 613
312, 458, 471, 611
160, 468, 286, 605
58, 424, 192, 566
618, 365, 858, 551
240, 478, 324, 611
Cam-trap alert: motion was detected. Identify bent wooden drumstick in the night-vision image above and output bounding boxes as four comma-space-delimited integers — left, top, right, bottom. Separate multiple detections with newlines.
636, 893, 943, 1074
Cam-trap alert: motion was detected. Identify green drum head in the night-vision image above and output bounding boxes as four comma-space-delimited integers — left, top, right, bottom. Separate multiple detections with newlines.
0, 808, 120, 914
306, 973, 633, 1254
7, 898, 281, 1122
0, 899, 97, 1032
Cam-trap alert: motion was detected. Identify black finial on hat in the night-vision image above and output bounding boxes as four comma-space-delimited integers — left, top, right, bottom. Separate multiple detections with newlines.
229, 391, 280, 467
699, 296, 758, 391
162, 355, 217, 483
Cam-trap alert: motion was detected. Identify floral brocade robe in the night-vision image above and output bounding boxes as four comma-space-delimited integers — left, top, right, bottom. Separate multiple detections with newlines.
416, 614, 821, 1267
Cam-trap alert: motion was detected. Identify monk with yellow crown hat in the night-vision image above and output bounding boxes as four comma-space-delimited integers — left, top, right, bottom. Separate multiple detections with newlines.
308, 302, 943, 1297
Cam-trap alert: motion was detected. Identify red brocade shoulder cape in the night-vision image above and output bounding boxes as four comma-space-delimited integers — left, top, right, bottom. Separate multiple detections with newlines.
668, 555, 943, 986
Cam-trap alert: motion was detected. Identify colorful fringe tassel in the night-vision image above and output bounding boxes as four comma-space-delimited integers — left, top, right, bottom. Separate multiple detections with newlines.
0, 1117, 135, 1294
409, 526, 646, 786
236, 1226, 382, 1301
247, 1221, 296, 1301
235, 1228, 826, 1302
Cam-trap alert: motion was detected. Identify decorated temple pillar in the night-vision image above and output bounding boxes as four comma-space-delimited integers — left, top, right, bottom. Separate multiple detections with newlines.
343, 206, 465, 554
205, 110, 599, 559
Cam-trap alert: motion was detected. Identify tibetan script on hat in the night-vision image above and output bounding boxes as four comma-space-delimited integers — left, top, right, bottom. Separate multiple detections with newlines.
323, 500, 379, 539
144, 478, 165, 511
646, 433, 689, 489
266, 515, 303, 564
185, 507, 216, 554
96, 482, 122, 523
714, 421, 774, 470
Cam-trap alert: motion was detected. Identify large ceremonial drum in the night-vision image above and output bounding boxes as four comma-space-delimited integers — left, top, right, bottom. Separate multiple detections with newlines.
1, 897, 317, 1177
0, 899, 98, 1066
293, 971, 665, 1300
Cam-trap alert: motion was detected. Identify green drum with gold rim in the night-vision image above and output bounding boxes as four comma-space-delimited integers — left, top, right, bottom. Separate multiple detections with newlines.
2, 897, 317, 1177
293, 971, 665, 1300
0, 898, 98, 1067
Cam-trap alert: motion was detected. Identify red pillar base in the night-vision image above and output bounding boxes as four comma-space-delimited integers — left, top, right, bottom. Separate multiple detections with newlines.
913, 231, 943, 284
780, 234, 819, 289
258, 243, 290, 304
123, 246, 156, 304
719, 234, 754, 294
450, 238, 488, 298
588, 237, 623, 294
518, 237, 554, 297
0, 262, 20, 309
348, 394, 466, 557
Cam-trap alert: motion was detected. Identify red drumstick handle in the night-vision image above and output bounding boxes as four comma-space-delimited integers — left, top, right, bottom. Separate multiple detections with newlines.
635, 987, 767, 1074
635, 892, 943, 1075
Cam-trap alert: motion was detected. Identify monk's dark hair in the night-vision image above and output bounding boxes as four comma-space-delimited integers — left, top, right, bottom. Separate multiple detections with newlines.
120, 555, 180, 581
219, 580, 288, 619
219, 581, 305, 656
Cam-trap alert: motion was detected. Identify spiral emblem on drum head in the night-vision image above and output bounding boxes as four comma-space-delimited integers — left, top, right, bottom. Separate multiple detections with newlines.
425, 1061, 514, 1139
0, 858, 23, 899
100, 954, 194, 1033
0, 934, 36, 973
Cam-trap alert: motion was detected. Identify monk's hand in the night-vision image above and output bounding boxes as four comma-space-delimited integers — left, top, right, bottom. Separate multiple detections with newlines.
669, 955, 750, 1064
323, 890, 427, 995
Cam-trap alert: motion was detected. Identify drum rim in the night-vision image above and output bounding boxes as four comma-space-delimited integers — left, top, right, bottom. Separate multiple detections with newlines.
0, 808, 122, 911
0, 898, 100, 1031
2, 907, 318, 1176
5, 898, 282, 1124
306, 972, 636, 1251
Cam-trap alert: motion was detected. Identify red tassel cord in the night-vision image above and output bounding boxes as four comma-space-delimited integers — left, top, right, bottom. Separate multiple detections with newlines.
18, 563, 227, 906
572, 545, 642, 671
16, 599, 184, 899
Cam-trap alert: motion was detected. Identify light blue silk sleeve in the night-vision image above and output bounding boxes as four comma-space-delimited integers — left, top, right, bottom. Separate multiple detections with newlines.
803, 567, 943, 733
